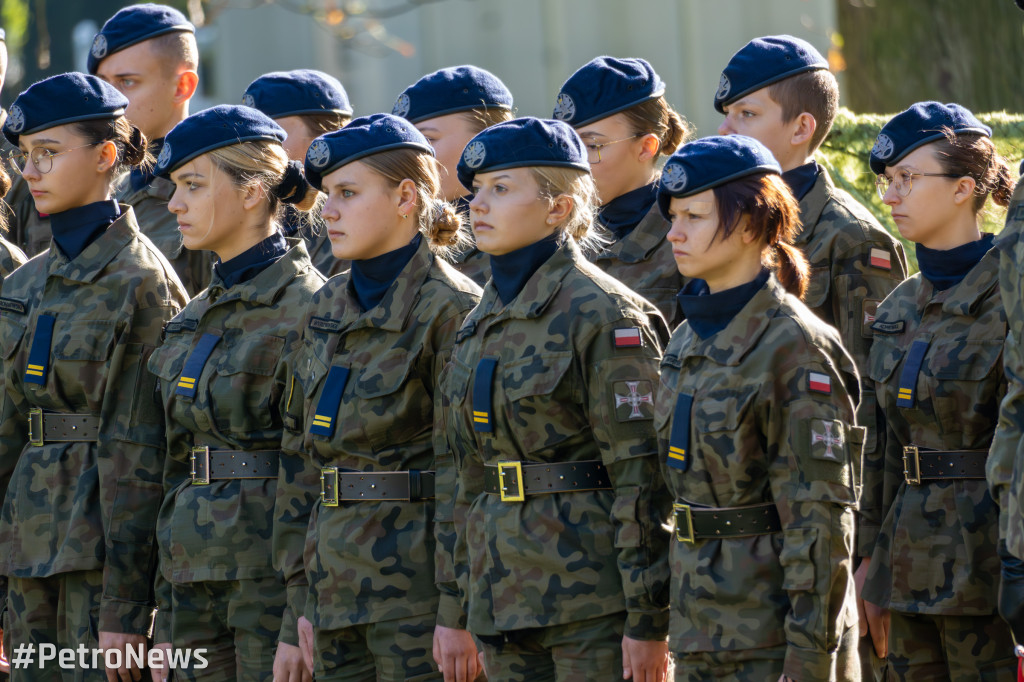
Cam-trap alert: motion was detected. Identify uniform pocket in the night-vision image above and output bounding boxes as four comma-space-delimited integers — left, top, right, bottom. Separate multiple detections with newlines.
779, 526, 818, 591
212, 333, 286, 432
803, 265, 831, 312
0, 318, 26, 360
353, 347, 430, 452
148, 339, 190, 383
51, 319, 116, 361
867, 338, 903, 385
928, 339, 1004, 439
503, 351, 585, 454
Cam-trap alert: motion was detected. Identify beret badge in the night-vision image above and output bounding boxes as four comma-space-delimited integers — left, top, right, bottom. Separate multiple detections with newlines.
662, 163, 688, 193
462, 140, 486, 169
552, 93, 576, 121
307, 139, 331, 169
392, 93, 411, 118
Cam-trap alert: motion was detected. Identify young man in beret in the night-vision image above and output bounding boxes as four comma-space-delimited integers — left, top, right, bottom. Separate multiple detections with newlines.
715, 33, 909, 681
90, 2, 210, 296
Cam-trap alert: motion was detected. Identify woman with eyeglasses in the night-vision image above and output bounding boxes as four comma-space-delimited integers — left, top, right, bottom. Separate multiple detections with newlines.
552, 57, 693, 327
0, 73, 188, 679
858, 102, 1017, 680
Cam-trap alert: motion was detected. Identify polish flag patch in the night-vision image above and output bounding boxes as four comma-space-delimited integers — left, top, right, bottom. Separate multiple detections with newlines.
869, 248, 892, 271
613, 327, 643, 348
809, 372, 832, 394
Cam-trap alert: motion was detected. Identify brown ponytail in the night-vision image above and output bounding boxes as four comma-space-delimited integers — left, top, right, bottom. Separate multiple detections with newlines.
932, 129, 1015, 211
620, 96, 694, 157
74, 116, 153, 173
770, 242, 809, 299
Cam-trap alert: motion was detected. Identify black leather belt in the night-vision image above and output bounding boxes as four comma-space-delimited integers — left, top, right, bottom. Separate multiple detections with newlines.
483, 460, 612, 502
28, 408, 100, 445
190, 446, 279, 484
902, 446, 988, 484
320, 468, 435, 506
673, 502, 782, 543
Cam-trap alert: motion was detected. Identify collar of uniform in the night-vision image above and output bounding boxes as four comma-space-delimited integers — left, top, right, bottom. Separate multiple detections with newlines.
46, 204, 137, 283
332, 235, 434, 333
594, 203, 669, 264
682, 272, 784, 366
915, 244, 1000, 318
477, 238, 574, 320
794, 165, 836, 246
202, 237, 311, 306
116, 170, 175, 203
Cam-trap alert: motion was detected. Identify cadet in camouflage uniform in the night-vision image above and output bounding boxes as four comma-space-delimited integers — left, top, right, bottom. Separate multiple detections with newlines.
552, 57, 691, 328
145, 106, 324, 682
860, 104, 1017, 681
991, 159, 1024, 668
273, 114, 480, 682
242, 69, 353, 277
0, 168, 27, 282
441, 118, 672, 682
393, 65, 515, 287
0, 73, 188, 680
655, 135, 863, 681
89, 4, 212, 297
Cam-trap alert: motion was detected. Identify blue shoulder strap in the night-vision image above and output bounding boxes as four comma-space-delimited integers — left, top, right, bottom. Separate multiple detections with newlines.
310, 365, 350, 438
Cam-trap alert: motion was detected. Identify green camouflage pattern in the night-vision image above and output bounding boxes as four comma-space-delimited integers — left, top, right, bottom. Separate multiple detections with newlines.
0, 207, 188, 635
655, 274, 863, 681
886, 611, 1017, 681
991, 177, 1024, 559
168, 576, 287, 681
589, 205, 686, 329
274, 236, 480, 649
449, 239, 490, 288
114, 173, 212, 297
0, 237, 27, 282
146, 241, 324, 643
477, 613, 623, 682
798, 169, 907, 547
313, 614, 440, 682
440, 239, 672, 640
862, 250, 1006, 616
4, 570, 105, 681
284, 207, 350, 278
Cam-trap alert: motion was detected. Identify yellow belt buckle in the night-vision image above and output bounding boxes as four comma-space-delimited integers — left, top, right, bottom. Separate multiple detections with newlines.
902, 445, 921, 485
27, 407, 44, 446
320, 467, 339, 507
497, 461, 525, 502
190, 446, 210, 485
673, 503, 695, 543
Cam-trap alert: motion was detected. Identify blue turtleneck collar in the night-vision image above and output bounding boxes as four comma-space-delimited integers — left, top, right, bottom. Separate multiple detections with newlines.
214, 231, 289, 289
50, 199, 120, 260
129, 137, 162, 194
677, 268, 771, 339
916, 232, 994, 292
281, 206, 302, 237
490, 232, 559, 305
350, 232, 422, 311
782, 161, 821, 201
453, 195, 472, 218
597, 182, 658, 240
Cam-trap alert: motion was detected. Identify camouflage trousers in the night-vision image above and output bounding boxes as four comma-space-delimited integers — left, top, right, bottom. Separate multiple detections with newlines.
313, 612, 439, 682
168, 577, 285, 682
477, 613, 624, 682
886, 611, 1017, 681
3, 570, 111, 682
671, 626, 859, 681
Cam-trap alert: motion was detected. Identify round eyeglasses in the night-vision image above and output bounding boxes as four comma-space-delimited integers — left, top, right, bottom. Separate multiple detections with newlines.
7, 143, 101, 176
875, 168, 961, 200
584, 135, 641, 164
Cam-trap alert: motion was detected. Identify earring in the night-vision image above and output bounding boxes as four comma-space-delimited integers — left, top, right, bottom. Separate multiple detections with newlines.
401, 214, 408, 219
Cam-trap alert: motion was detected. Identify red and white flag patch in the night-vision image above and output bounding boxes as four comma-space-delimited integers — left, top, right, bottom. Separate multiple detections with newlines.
613, 327, 642, 348
869, 248, 892, 271
809, 372, 832, 394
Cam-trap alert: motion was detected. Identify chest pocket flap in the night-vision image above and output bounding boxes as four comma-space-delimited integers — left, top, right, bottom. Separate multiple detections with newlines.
930, 339, 1003, 381
51, 319, 116, 361
0, 318, 26, 360
868, 339, 904, 384
353, 347, 422, 398
694, 386, 759, 433
504, 351, 575, 402
216, 333, 286, 377
148, 338, 191, 382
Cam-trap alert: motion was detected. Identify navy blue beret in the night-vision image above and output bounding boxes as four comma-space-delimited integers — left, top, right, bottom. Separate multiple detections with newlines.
714, 35, 828, 114
657, 135, 781, 219
456, 117, 588, 190
304, 113, 434, 191
4, 73, 128, 146
243, 70, 352, 119
393, 65, 513, 124
553, 56, 665, 128
88, 4, 194, 74
156, 104, 285, 177
869, 101, 991, 175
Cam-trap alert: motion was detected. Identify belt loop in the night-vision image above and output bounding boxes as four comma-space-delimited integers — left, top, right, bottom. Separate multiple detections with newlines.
408, 469, 421, 501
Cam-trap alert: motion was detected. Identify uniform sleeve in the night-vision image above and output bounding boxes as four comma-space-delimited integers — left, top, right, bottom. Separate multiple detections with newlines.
764, 356, 863, 681
991, 330, 1024, 552
98, 300, 183, 634
582, 317, 672, 640
0, 313, 30, 607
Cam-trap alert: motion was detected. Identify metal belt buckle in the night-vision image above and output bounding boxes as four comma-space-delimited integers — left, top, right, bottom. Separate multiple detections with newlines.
27, 407, 44, 447
320, 467, 339, 507
673, 503, 695, 543
497, 461, 525, 502
190, 446, 210, 485
903, 445, 921, 485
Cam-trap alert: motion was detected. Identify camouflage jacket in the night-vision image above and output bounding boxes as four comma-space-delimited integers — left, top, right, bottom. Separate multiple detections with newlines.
284, 207, 350, 278
0, 237, 27, 282
0, 207, 187, 634
590, 205, 686, 329
449, 238, 490, 288
439, 239, 672, 639
991, 177, 1024, 559
274, 237, 480, 642
798, 169, 907, 540
656, 274, 863, 681
147, 240, 324, 642
862, 248, 1005, 616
